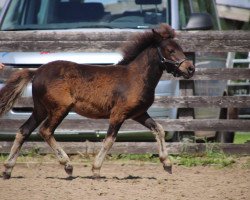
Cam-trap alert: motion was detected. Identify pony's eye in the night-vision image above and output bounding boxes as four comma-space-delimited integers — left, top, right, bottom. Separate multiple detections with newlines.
168, 49, 175, 54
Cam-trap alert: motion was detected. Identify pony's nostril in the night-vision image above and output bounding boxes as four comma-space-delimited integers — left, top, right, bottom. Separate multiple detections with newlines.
188, 66, 195, 73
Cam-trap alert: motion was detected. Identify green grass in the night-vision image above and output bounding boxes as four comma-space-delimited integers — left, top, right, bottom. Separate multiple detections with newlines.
172, 151, 235, 168
0, 154, 7, 162
0, 153, 237, 169
1, 151, 235, 168
234, 132, 250, 144
108, 149, 236, 168
107, 153, 159, 163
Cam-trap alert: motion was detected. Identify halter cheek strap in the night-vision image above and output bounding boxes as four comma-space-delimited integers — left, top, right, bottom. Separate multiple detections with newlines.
157, 47, 187, 77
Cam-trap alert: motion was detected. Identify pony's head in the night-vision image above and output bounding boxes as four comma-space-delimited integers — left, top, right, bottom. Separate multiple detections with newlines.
152, 24, 195, 79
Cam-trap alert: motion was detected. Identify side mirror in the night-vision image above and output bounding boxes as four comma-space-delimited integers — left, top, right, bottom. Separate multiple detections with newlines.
183, 13, 213, 30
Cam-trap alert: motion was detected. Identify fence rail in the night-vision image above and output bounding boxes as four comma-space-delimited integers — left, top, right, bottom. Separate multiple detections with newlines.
8, 95, 250, 109
0, 118, 250, 132
0, 30, 249, 52
1, 68, 250, 82
0, 141, 249, 155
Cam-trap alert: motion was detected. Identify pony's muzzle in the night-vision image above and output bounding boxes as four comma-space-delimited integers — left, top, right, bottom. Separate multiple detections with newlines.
179, 60, 195, 79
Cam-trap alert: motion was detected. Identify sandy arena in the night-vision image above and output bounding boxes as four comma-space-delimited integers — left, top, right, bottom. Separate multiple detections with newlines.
0, 156, 249, 200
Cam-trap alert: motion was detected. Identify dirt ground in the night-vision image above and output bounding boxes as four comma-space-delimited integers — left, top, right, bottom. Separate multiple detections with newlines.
0, 156, 249, 200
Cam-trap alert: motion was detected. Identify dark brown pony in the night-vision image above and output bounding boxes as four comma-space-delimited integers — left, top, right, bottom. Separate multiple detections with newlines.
0, 24, 194, 179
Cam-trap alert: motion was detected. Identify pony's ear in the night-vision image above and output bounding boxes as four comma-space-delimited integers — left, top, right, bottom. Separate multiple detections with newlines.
152, 24, 176, 41
152, 28, 163, 42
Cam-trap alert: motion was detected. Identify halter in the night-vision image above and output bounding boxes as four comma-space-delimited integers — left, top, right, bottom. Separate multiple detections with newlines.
157, 47, 187, 77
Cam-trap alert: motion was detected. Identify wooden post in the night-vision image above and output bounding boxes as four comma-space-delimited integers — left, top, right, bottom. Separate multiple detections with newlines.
215, 91, 238, 143
176, 80, 195, 142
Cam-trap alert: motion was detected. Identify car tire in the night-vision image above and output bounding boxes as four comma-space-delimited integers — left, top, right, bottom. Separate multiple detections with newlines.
215, 131, 235, 143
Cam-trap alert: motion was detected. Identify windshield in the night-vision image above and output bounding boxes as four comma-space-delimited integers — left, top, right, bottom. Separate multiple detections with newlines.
0, 0, 169, 30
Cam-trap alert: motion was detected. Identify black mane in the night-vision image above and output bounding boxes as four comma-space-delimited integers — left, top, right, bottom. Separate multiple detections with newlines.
117, 31, 155, 65
118, 24, 176, 65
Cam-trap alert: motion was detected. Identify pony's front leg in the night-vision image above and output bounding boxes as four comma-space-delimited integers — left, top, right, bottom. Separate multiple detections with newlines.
133, 113, 172, 174
92, 119, 124, 178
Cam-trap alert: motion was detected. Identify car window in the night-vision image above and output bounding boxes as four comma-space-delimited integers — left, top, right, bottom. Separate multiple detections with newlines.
1, 0, 169, 30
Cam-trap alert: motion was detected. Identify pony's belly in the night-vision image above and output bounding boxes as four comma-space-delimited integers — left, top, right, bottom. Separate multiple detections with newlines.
73, 104, 110, 119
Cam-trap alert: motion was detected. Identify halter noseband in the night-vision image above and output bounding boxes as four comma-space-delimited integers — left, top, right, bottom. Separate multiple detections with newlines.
157, 47, 187, 77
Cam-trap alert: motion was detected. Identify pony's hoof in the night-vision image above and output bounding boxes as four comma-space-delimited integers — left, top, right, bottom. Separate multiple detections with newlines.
64, 164, 73, 176
92, 173, 101, 179
163, 165, 172, 174
2, 171, 11, 180
92, 168, 101, 178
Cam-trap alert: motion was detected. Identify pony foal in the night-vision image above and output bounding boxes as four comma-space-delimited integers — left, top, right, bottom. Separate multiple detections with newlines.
0, 24, 194, 179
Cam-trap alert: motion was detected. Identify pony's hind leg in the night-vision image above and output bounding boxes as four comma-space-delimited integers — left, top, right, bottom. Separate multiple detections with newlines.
3, 111, 46, 179
3, 132, 25, 179
133, 113, 172, 174
39, 107, 73, 176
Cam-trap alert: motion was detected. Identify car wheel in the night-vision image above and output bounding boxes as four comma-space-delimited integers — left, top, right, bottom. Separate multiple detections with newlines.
215, 131, 235, 143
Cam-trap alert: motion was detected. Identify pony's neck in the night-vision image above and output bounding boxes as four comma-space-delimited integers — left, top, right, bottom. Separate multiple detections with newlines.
128, 47, 163, 87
